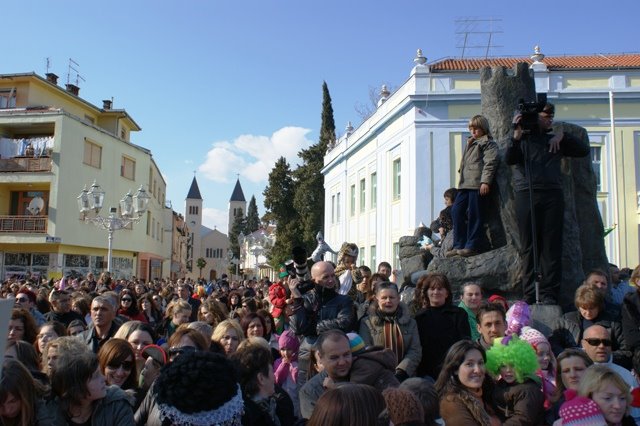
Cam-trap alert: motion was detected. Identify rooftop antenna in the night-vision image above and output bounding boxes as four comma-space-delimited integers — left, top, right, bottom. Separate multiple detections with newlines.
455, 17, 503, 59
45, 57, 51, 74
66, 58, 85, 86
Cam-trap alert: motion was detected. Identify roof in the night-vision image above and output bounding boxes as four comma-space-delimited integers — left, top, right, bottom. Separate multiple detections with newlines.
430, 53, 640, 72
186, 176, 202, 200
230, 178, 246, 202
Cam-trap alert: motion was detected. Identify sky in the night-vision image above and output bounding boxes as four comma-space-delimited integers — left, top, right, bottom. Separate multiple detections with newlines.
4, 0, 639, 234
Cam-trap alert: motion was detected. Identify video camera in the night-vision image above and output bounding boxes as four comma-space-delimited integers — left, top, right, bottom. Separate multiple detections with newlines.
285, 246, 315, 293
517, 93, 548, 134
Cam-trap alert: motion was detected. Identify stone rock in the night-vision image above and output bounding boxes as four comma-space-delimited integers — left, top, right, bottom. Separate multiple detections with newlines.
399, 236, 420, 246
400, 254, 428, 278
400, 245, 423, 259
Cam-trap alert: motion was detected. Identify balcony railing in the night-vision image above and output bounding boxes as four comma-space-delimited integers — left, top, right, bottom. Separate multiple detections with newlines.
0, 157, 52, 172
0, 216, 48, 233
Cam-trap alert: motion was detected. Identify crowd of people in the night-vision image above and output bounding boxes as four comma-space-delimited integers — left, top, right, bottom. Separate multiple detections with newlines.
0, 107, 637, 425
0, 259, 639, 426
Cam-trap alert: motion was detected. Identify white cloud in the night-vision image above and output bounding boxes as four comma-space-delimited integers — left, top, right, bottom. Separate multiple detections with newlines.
198, 127, 314, 184
202, 207, 229, 235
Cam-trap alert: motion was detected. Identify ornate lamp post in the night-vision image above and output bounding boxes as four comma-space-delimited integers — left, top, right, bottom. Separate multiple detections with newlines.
77, 180, 150, 273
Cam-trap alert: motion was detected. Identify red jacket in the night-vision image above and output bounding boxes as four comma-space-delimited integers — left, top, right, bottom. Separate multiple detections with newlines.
269, 282, 288, 318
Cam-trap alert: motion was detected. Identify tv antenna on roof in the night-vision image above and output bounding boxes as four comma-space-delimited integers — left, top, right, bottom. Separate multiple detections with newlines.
45, 57, 52, 74
66, 58, 85, 86
455, 17, 503, 59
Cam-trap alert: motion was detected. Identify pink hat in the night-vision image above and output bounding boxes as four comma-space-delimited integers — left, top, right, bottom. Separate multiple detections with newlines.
506, 301, 530, 336
559, 389, 607, 425
278, 329, 300, 352
520, 326, 549, 349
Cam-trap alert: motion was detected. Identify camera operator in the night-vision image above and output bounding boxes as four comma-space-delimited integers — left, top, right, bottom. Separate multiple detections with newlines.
506, 102, 589, 305
288, 261, 355, 387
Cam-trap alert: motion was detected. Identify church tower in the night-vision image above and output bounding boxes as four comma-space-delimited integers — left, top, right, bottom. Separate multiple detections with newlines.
185, 176, 203, 273
228, 177, 247, 236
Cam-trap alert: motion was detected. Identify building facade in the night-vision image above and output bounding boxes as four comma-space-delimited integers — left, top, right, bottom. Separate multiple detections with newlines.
0, 72, 169, 280
322, 48, 640, 271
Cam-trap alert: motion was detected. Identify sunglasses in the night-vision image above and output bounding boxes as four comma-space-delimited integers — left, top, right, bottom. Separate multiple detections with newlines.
107, 361, 133, 371
121, 298, 132, 302
583, 338, 612, 347
168, 346, 197, 359
15, 297, 30, 303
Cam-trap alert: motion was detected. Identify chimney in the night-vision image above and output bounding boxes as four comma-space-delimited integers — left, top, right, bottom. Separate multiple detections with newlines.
45, 73, 59, 85
65, 84, 80, 96
103, 99, 112, 110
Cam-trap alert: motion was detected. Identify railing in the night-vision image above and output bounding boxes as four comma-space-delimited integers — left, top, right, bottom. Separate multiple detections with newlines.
0, 216, 47, 233
0, 157, 52, 172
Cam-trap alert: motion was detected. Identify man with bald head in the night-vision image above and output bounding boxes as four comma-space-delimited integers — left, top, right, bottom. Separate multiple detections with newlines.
289, 261, 355, 387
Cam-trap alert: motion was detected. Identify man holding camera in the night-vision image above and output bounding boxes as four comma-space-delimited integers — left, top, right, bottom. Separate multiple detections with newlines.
506, 102, 589, 305
288, 261, 355, 387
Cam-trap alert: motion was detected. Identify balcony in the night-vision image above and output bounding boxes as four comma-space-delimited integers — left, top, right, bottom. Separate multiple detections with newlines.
0, 216, 47, 233
0, 156, 52, 173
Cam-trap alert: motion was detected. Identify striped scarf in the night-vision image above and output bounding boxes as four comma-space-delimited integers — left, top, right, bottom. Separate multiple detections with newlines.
380, 311, 404, 365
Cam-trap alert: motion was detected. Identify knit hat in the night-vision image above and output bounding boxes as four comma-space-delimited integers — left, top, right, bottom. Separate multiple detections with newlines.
278, 329, 300, 352
347, 332, 366, 355
488, 294, 509, 310
382, 387, 425, 425
520, 326, 549, 348
559, 389, 606, 426
277, 264, 288, 279
506, 301, 530, 336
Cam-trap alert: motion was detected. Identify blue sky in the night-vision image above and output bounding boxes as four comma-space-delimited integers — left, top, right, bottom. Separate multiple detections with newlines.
5, 0, 639, 234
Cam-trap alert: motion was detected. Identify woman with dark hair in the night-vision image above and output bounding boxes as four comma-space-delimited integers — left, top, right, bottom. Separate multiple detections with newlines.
139, 294, 162, 327
241, 312, 266, 339
198, 299, 227, 328
257, 309, 279, 351
134, 351, 244, 425
166, 327, 209, 362
414, 273, 471, 380
97, 338, 138, 392
308, 383, 387, 426
50, 349, 134, 425
231, 338, 294, 426
35, 320, 66, 359
227, 290, 242, 313
545, 348, 594, 424
435, 340, 500, 426
5, 339, 49, 387
0, 359, 53, 425
114, 321, 158, 373
9, 308, 38, 344
118, 292, 146, 322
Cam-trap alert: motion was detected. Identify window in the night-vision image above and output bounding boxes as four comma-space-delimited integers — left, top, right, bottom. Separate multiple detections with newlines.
359, 247, 365, 266
331, 195, 336, 224
146, 211, 151, 235
393, 242, 400, 269
591, 146, 602, 192
121, 156, 135, 180
370, 245, 376, 269
151, 218, 155, 238
370, 172, 377, 208
189, 206, 199, 215
350, 184, 356, 216
392, 159, 401, 200
336, 192, 341, 222
206, 248, 212, 258
0, 89, 16, 108
359, 179, 366, 212
83, 140, 102, 169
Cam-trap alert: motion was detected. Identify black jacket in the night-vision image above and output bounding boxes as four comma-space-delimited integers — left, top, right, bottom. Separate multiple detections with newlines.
505, 129, 589, 192
621, 290, 640, 352
289, 285, 354, 337
415, 304, 471, 379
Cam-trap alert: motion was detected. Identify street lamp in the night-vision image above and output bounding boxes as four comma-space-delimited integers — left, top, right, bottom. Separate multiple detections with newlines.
78, 180, 150, 273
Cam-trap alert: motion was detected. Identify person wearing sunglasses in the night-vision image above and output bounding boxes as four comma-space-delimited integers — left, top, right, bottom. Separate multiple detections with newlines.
15, 288, 46, 326
117, 292, 146, 323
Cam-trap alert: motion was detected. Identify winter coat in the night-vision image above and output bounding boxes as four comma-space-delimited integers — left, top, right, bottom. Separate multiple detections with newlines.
350, 347, 400, 391
458, 134, 499, 190
493, 378, 544, 426
549, 310, 631, 368
415, 304, 471, 379
440, 389, 494, 426
51, 385, 134, 426
621, 290, 640, 352
289, 285, 354, 338
299, 370, 328, 419
358, 302, 422, 376
505, 129, 589, 192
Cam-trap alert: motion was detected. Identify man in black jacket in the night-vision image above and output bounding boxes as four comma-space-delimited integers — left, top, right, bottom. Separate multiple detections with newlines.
288, 261, 355, 387
506, 103, 590, 305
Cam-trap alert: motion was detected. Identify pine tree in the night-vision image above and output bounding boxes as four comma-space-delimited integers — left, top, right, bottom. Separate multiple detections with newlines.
263, 157, 301, 266
293, 81, 335, 251
228, 209, 247, 271
246, 196, 260, 233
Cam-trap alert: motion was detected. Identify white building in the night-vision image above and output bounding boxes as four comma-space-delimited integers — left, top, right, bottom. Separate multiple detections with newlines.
322, 48, 640, 270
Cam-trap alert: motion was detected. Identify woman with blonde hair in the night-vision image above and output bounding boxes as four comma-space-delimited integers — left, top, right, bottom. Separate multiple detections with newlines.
212, 319, 245, 357
574, 365, 634, 426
